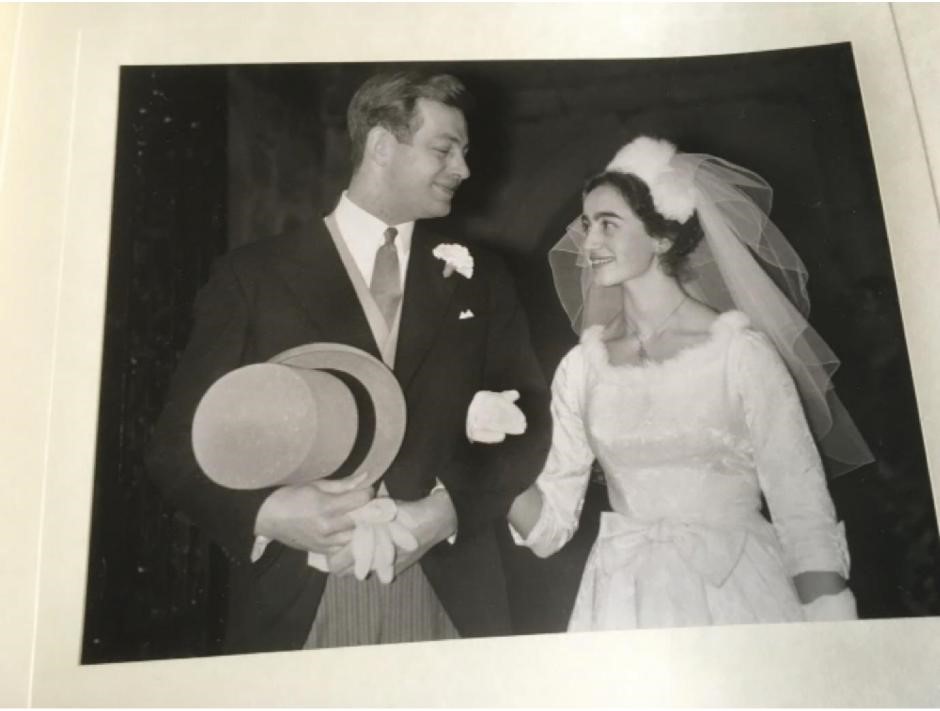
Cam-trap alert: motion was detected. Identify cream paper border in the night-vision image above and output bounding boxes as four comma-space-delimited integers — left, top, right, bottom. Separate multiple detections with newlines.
1, 6, 40, 707
5, 3, 940, 706
895, 4, 940, 218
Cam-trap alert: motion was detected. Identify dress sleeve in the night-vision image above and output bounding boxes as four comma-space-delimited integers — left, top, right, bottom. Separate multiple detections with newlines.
512, 345, 596, 558
730, 329, 850, 578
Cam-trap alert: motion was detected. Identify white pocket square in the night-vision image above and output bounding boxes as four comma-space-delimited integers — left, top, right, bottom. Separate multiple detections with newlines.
459, 309, 475, 320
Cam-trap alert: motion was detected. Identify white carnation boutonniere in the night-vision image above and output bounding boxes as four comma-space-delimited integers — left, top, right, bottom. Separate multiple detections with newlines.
433, 243, 474, 279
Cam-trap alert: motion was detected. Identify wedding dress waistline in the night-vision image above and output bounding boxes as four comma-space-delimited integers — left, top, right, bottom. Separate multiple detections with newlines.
595, 511, 770, 587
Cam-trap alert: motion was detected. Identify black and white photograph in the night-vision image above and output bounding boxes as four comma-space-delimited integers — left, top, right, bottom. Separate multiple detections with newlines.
5, 4, 940, 707
81, 45, 940, 660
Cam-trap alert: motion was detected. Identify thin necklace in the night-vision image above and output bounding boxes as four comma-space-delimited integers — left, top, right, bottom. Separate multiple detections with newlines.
632, 294, 688, 362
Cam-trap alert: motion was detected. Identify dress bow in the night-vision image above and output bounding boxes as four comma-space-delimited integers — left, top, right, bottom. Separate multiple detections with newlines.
596, 514, 747, 588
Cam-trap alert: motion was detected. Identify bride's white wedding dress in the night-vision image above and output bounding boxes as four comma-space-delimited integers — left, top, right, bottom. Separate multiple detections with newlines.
515, 311, 850, 630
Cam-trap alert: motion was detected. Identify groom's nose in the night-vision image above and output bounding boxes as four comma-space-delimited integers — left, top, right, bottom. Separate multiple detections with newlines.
449, 151, 470, 180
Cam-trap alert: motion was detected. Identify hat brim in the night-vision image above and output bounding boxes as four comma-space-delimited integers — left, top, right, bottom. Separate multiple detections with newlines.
270, 343, 406, 493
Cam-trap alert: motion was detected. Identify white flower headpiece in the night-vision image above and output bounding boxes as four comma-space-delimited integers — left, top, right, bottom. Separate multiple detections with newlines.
606, 137, 697, 223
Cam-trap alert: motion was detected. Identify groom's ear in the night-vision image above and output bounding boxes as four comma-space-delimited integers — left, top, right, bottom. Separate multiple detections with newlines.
367, 126, 396, 168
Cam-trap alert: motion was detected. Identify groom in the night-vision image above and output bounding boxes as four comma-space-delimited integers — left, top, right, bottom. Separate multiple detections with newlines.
145, 71, 551, 653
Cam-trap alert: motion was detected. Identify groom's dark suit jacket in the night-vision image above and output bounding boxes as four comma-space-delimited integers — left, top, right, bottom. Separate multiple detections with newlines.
145, 216, 552, 654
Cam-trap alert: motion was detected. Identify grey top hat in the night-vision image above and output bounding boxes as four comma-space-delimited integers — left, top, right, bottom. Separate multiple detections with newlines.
191, 343, 406, 493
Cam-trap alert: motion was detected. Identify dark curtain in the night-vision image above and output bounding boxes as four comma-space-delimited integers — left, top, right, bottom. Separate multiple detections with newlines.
82, 66, 230, 662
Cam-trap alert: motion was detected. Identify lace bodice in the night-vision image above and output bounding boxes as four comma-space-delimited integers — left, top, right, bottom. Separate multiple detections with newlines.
521, 311, 849, 580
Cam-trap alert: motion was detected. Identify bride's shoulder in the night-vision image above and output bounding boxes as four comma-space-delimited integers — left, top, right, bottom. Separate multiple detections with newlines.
717, 311, 786, 367
675, 302, 747, 345
578, 324, 607, 344
576, 324, 615, 364
554, 325, 613, 377
710, 310, 774, 359
549, 340, 595, 397
710, 309, 752, 335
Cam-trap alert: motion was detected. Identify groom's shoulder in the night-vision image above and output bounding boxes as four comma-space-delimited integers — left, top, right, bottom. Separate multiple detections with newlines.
215, 217, 325, 273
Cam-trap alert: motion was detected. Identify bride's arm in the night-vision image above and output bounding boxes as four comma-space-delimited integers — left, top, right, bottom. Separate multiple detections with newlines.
732, 330, 855, 616
508, 345, 595, 558
507, 485, 544, 540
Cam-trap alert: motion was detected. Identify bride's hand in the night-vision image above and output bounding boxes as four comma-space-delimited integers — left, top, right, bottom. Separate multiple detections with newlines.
801, 587, 858, 621
794, 571, 858, 621
793, 570, 847, 603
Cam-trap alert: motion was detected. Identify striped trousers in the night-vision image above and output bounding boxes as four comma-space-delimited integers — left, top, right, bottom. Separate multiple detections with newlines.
304, 563, 459, 648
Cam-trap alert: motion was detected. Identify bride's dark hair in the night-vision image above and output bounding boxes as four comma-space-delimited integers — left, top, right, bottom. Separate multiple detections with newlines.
583, 170, 704, 279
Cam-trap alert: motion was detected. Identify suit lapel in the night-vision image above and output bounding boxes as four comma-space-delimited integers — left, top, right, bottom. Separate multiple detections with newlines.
268, 219, 381, 360
395, 225, 459, 388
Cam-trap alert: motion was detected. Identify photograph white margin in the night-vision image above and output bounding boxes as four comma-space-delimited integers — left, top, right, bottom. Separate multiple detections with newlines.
3, 3, 940, 706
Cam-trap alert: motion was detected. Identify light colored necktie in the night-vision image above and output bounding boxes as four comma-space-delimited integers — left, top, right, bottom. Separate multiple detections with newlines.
370, 226, 402, 327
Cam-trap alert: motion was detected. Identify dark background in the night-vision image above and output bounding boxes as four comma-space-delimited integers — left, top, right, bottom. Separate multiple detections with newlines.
82, 44, 940, 663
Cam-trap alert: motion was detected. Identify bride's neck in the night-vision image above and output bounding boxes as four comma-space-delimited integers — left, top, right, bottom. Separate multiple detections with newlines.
622, 271, 686, 337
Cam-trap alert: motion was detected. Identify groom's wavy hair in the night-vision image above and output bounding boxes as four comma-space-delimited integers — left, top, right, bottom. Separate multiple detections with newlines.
583, 170, 705, 279
347, 71, 473, 171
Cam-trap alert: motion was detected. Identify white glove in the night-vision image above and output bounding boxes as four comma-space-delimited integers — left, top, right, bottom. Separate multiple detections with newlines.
252, 498, 419, 583
466, 389, 527, 443
802, 587, 858, 621
346, 497, 418, 584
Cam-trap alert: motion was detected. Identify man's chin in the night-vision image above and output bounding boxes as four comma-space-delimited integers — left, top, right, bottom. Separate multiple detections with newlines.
424, 200, 453, 219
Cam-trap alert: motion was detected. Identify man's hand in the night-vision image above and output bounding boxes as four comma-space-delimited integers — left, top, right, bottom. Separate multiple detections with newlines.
392, 489, 457, 575
254, 483, 374, 558
344, 498, 419, 583
327, 488, 457, 579
466, 389, 527, 443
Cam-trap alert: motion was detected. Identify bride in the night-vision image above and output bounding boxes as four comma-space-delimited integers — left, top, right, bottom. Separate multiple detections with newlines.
508, 137, 873, 629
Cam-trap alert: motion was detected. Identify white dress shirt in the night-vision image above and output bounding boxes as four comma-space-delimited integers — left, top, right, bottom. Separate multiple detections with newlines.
327, 192, 455, 541
331, 191, 414, 289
